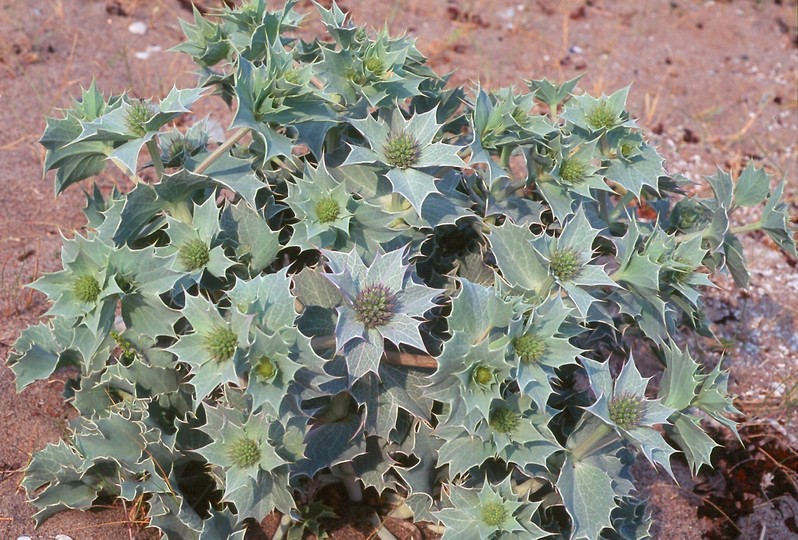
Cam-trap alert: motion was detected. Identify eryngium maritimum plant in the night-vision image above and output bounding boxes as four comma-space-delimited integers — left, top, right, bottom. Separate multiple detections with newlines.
7, 1, 795, 538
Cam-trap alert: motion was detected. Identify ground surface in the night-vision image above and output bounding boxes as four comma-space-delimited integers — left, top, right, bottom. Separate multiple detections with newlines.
0, 0, 796, 538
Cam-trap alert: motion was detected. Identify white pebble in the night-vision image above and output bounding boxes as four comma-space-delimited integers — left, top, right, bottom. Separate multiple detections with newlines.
128, 21, 148, 35
17, 536, 32, 540
56, 536, 75, 540
134, 45, 162, 60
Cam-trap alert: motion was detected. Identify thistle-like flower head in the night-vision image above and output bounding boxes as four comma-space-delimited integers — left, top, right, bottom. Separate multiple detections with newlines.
583, 356, 678, 474
512, 332, 546, 364
609, 393, 644, 430
227, 436, 261, 468
508, 296, 582, 410
179, 238, 210, 271
195, 404, 287, 500
29, 234, 120, 331
161, 195, 234, 282
549, 248, 582, 282
531, 206, 616, 317
243, 328, 307, 415
352, 283, 397, 328
206, 327, 238, 362
125, 99, 155, 138
383, 131, 419, 169
489, 406, 521, 435
167, 292, 252, 404
433, 478, 541, 539
586, 102, 617, 131
343, 106, 465, 211
559, 158, 588, 184
322, 247, 441, 382
314, 197, 341, 224
73, 275, 101, 303
286, 162, 354, 249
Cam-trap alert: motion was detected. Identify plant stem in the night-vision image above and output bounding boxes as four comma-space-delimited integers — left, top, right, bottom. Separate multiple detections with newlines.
570, 422, 615, 462
272, 513, 293, 540
500, 145, 512, 169
730, 221, 762, 235
195, 127, 249, 175
338, 462, 363, 502
146, 138, 165, 180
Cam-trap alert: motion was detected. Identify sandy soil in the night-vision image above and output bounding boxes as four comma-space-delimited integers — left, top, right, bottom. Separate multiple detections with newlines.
0, 0, 796, 538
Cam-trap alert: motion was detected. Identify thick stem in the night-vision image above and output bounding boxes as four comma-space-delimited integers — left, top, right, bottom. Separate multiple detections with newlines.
500, 145, 512, 170
337, 462, 363, 502
271, 513, 293, 540
109, 159, 143, 185
570, 422, 615, 462
599, 134, 610, 157
730, 221, 762, 235
146, 138, 165, 180
195, 127, 249, 175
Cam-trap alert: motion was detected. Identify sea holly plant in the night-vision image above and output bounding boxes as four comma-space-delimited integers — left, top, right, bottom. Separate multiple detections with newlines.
7, 1, 796, 539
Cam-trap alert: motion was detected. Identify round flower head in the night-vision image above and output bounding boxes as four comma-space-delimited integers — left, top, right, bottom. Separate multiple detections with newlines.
253, 356, 278, 382
586, 102, 616, 130
472, 365, 494, 387
609, 394, 644, 430
383, 131, 419, 169
178, 239, 210, 271
206, 327, 237, 363
480, 502, 508, 527
512, 332, 546, 364
227, 436, 261, 468
559, 158, 588, 184
73, 275, 101, 303
353, 284, 397, 328
489, 407, 521, 435
549, 248, 581, 282
126, 100, 155, 138
314, 197, 341, 224
364, 56, 386, 77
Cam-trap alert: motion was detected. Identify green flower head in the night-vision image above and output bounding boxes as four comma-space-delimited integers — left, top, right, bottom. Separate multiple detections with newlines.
609, 394, 644, 430
195, 405, 287, 501
512, 332, 546, 364
167, 292, 252, 404
343, 106, 465, 211
383, 131, 419, 169
314, 197, 341, 224
433, 478, 539, 539
583, 356, 678, 474
586, 102, 617, 131
489, 406, 521, 435
549, 248, 582, 282
125, 99, 155, 138
179, 238, 210, 271
73, 275, 101, 303
227, 436, 261, 468
206, 326, 237, 362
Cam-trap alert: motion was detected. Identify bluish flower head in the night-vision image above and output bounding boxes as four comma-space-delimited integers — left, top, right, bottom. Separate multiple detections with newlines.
322, 246, 441, 383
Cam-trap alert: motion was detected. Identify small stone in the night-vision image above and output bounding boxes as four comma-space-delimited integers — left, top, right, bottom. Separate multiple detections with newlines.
128, 21, 148, 35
